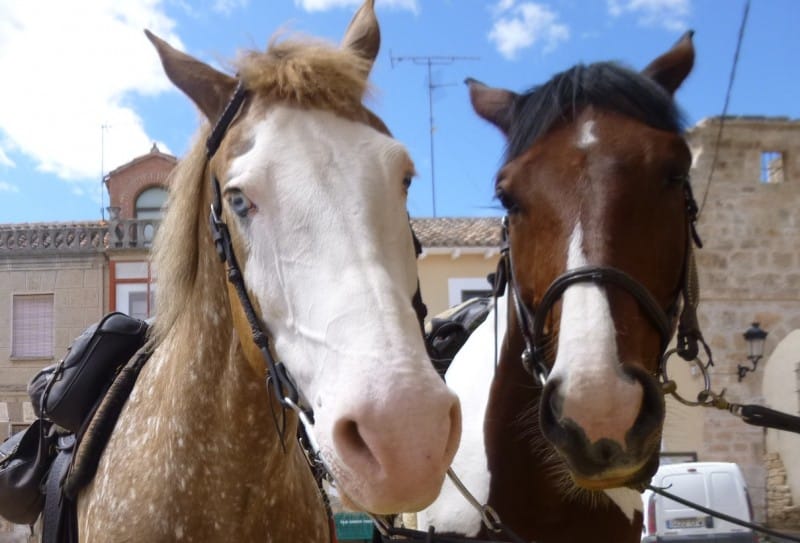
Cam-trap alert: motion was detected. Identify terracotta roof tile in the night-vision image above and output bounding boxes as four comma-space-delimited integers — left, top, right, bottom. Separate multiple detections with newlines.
1, 217, 505, 252
411, 217, 502, 248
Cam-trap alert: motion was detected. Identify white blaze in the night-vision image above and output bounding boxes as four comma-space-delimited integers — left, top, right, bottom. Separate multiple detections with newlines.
547, 222, 642, 445
577, 120, 598, 149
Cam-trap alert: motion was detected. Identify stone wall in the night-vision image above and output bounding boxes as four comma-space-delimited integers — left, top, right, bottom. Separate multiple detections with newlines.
0, 253, 106, 436
766, 452, 800, 529
678, 116, 800, 521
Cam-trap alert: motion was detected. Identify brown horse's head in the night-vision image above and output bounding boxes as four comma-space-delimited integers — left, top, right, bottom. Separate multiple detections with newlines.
468, 33, 695, 490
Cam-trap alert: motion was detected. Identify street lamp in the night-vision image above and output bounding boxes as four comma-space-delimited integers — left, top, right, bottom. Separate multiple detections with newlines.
737, 322, 768, 382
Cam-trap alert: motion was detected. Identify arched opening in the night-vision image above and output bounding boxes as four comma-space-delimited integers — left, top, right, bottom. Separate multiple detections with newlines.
135, 187, 168, 219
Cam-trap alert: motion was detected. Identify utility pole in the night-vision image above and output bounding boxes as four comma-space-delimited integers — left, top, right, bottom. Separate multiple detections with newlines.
390, 53, 478, 217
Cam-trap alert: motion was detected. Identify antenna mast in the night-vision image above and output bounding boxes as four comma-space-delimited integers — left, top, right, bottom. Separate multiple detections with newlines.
390, 53, 478, 217
100, 123, 110, 221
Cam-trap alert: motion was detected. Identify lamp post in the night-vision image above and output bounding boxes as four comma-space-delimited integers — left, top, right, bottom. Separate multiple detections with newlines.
737, 322, 768, 381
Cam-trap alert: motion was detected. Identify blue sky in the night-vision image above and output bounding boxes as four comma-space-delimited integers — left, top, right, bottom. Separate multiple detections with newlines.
0, 0, 797, 223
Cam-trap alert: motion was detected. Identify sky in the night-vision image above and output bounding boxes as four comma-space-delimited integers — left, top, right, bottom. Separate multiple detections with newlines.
0, 0, 797, 224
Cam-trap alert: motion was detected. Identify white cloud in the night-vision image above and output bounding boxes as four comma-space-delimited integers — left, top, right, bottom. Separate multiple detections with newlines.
608, 0, 690, 31
493, 0, 516, 14
294, 0, 418, 14
489, 2, 570, 60
0, 181, 20, 193
213, 0, 250, 15
0, 1, 181, 186
0, 147, 14, 168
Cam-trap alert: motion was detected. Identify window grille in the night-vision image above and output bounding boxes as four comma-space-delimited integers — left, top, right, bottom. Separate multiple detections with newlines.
11, 294, 54, 359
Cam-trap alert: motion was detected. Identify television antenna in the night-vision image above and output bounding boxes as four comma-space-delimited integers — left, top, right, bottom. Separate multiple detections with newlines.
100, 123, 110, 221
390, 53, 479, 217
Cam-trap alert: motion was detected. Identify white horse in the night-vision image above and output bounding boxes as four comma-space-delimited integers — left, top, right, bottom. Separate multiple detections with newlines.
77, 2, 461, 541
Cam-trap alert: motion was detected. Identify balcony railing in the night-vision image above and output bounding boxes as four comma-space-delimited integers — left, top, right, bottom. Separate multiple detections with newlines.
0, 219, 161, 254
107, 219, 160, 249
0, 224, 106, 253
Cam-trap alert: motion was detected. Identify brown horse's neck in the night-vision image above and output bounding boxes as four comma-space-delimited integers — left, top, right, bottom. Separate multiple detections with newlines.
480, 310, 642, 543
78, 293, 330, 542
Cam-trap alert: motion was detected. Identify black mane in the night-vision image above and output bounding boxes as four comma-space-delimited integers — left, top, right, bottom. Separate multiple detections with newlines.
505, 61, 685, 163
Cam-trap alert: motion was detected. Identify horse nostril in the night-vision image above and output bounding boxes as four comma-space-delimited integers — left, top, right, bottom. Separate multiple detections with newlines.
334, 418, 379, 471
541, 377, 564, 419
539, 378, 570, 448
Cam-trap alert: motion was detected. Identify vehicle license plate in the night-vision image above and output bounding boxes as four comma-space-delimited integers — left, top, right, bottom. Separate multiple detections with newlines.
666, 517, 711, 529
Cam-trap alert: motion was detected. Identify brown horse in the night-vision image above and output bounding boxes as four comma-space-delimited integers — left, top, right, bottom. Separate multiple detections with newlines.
77, 2, 461, 541
420, 33, 697, 542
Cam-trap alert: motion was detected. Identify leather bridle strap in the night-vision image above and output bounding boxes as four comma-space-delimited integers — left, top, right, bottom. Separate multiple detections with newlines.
672, 180, 712, 365
204, 82, 303, 412
532, 266, 674, 359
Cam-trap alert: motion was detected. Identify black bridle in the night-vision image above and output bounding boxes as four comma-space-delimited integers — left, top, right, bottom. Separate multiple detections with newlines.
205, 82, 304, 415
495, 178, 711, 386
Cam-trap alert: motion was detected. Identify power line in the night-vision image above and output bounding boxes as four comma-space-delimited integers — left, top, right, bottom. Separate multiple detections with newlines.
698, 0, 750, 218
390, 53, 479, 217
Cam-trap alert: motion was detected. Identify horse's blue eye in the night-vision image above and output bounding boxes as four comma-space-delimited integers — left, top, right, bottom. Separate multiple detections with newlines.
226, 190, 254, 218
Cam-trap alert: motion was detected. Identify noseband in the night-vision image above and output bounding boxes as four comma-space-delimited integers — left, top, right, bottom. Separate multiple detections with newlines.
496, 179, 711, 386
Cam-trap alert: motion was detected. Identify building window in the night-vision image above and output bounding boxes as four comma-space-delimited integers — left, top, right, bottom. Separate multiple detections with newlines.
135, 187, 168, 219
448, 277, 493, 307
111, 261, 156, 319
760, 151, 784, 184
11, 294, 54, 359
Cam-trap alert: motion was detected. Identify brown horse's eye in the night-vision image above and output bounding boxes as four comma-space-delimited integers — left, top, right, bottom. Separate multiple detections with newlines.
496, 188, 519, 214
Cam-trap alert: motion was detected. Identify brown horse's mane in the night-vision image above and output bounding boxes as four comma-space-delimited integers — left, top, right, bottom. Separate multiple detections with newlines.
504, 62, 685, 166
151, 38, 376, 345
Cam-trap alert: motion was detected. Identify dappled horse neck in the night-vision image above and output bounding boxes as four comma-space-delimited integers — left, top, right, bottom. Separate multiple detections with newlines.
504, 62, 685, 164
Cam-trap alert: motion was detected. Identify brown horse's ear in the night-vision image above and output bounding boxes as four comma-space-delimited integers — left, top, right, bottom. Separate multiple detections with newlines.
466, 78, 517, 135
642, 30, 695, 95
145, 29, 238, 123
341, 0, 380, 75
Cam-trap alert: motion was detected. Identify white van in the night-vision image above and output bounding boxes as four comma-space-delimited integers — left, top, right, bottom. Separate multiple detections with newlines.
641, 462, 757, 543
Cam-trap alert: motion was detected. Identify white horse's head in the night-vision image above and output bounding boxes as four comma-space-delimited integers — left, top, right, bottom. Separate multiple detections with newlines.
147, 0, 460, 514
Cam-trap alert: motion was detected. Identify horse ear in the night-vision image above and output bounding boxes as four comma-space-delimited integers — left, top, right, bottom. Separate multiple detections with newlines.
341, 0, 380, 74
642, 30, 695, 95
145, 30, 238, 123
465, 78, 517, 135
